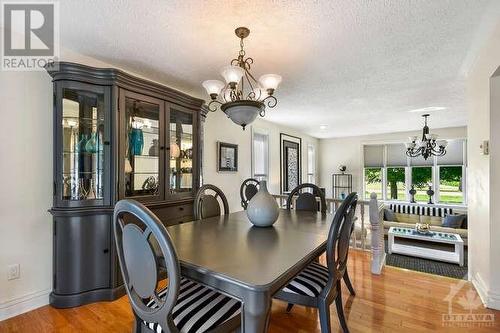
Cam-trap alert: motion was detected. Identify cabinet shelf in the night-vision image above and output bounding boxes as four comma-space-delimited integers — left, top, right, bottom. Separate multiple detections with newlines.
132, 154, 159, 158
63, 151, 104, 155
129, 172, 159, 175
62, 171, 102, 175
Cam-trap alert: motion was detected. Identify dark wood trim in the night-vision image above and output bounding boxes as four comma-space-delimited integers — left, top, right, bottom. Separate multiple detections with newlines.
49, 285, 125, 309
46, 62, 204, 110
280, 133, 302, 194
217, 142, 239, 172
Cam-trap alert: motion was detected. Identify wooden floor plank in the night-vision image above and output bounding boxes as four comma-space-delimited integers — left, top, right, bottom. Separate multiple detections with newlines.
1, 250, 498, 332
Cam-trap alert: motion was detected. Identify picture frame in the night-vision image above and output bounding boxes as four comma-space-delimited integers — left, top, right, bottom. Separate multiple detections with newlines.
217, 141, 238, 172
280, 133, 302, 194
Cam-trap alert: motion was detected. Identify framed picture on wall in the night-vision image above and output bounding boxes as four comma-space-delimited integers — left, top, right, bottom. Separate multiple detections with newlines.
217, 142, 238, 172
280, 133, 302, 194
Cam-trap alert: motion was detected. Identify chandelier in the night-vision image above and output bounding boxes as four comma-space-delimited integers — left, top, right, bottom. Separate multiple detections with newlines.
202, 27, 282, 130
405, 114, 447, 160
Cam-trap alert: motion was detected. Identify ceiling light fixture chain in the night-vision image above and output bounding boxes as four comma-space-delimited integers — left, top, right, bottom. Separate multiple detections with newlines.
202, 26, 282, 129
405, 114, 447, 160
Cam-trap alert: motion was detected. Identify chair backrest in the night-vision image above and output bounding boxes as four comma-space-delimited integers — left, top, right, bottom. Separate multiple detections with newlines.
113, 199, 180, 333
325, 192, 358, 277
194, 184, 229, 220
286, 183, 327, 213
240, 178, 260, 209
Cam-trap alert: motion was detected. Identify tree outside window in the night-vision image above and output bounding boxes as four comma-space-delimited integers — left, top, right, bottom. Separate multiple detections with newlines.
386, 167, 406, 200
411, 167, 432, 202
364, 168, 383, 199
439, 166, 463, 204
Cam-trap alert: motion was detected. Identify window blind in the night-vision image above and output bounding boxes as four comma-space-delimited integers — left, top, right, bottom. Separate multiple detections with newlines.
436, 139, 464, 166
364, 145, 384, 167
386, 143, 408, 166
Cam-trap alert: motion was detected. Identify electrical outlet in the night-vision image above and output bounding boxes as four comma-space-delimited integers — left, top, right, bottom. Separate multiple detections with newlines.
7, 264, 20, 280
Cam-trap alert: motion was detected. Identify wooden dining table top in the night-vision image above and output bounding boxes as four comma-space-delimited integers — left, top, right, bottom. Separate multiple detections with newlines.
166, 209, 334, 292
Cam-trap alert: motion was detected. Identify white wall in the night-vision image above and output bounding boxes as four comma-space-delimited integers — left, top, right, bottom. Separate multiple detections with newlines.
318, 127, 467, 198
466, 19, 500, 309
203, 109, 319, 212
0, 70, 53, 319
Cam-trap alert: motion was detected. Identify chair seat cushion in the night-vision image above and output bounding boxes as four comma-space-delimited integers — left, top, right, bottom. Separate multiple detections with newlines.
144, 277, 241, 333
281, 262, 330, 297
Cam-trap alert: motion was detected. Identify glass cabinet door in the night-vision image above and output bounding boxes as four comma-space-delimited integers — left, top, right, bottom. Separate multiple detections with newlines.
57, 82, 110, 206
168, 107, 197, 197
120, 91, 165, 201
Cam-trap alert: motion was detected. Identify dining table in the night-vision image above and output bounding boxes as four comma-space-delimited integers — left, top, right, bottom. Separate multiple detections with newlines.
165, 209, 334, 333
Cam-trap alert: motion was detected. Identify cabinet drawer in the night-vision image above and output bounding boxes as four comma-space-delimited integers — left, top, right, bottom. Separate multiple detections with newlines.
152, 203, 193, 226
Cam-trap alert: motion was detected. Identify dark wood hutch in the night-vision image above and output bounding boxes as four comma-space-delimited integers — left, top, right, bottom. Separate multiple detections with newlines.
47, 62, 206, 308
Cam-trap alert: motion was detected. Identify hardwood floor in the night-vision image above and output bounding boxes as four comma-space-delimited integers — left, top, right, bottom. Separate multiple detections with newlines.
1, 250, 498, 332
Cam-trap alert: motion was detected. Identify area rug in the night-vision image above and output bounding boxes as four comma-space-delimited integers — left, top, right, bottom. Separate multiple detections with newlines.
384, 239, 468, 280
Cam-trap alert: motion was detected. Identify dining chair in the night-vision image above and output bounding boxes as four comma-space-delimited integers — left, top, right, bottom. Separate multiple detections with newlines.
194, 184, 229, 220
240, 178, 260, 209
113, 199, 241, 333
274, 192, 358, 333
286, 183, 327, 213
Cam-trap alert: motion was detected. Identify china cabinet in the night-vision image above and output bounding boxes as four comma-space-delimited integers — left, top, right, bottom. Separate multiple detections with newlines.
47, 62, 205, 308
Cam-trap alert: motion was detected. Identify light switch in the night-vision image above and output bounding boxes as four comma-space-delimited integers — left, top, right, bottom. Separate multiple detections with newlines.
480, 140, 489, 155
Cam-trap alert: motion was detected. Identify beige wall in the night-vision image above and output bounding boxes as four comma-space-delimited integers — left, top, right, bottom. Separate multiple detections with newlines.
318, 127, 467, 199
466, 20, 500, 309
203, 109, 319, 212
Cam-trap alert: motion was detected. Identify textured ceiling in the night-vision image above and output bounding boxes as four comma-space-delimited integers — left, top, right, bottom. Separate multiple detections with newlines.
59, 0, 499, 138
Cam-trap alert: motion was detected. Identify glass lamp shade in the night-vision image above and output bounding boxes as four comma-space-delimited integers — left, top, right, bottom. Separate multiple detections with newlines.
408, 136, 418, 142
220, 65, 245, 84
436, 140, 448, 148
221, 100, 265, 130
405, 142, 416, 149
425, 133, 438, 141
259, 74, 282, 91
202, 80, 225, 95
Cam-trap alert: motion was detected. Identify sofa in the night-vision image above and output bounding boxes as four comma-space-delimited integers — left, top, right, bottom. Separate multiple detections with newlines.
383, 203, 468, 245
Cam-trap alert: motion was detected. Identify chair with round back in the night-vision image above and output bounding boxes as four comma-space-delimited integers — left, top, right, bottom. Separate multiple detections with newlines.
286, 183, 327, 213
240, 178, 260, 209
114, 199, 241, 333
194, 184, 230, 220
274, 192, 358, 333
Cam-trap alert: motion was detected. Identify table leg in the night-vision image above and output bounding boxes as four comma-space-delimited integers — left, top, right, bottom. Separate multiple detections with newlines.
388, 234, 393, 254
456, 243, 464, 267
243, 290, 271, 333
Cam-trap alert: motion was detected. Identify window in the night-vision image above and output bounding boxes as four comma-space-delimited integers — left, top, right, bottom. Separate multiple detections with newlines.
411, 167, 432, 202
252, 132, 269, 181
386, 168, 406, 200
364, 145, 384, 199
439, 166, 463, 204
364, 168, 383, 200
307, 144, 315, 183
437, 139, 465, 204
363, 139, 466, 205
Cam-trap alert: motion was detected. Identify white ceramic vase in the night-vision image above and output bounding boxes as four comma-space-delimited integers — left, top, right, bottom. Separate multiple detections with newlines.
246, 180, 279, 227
